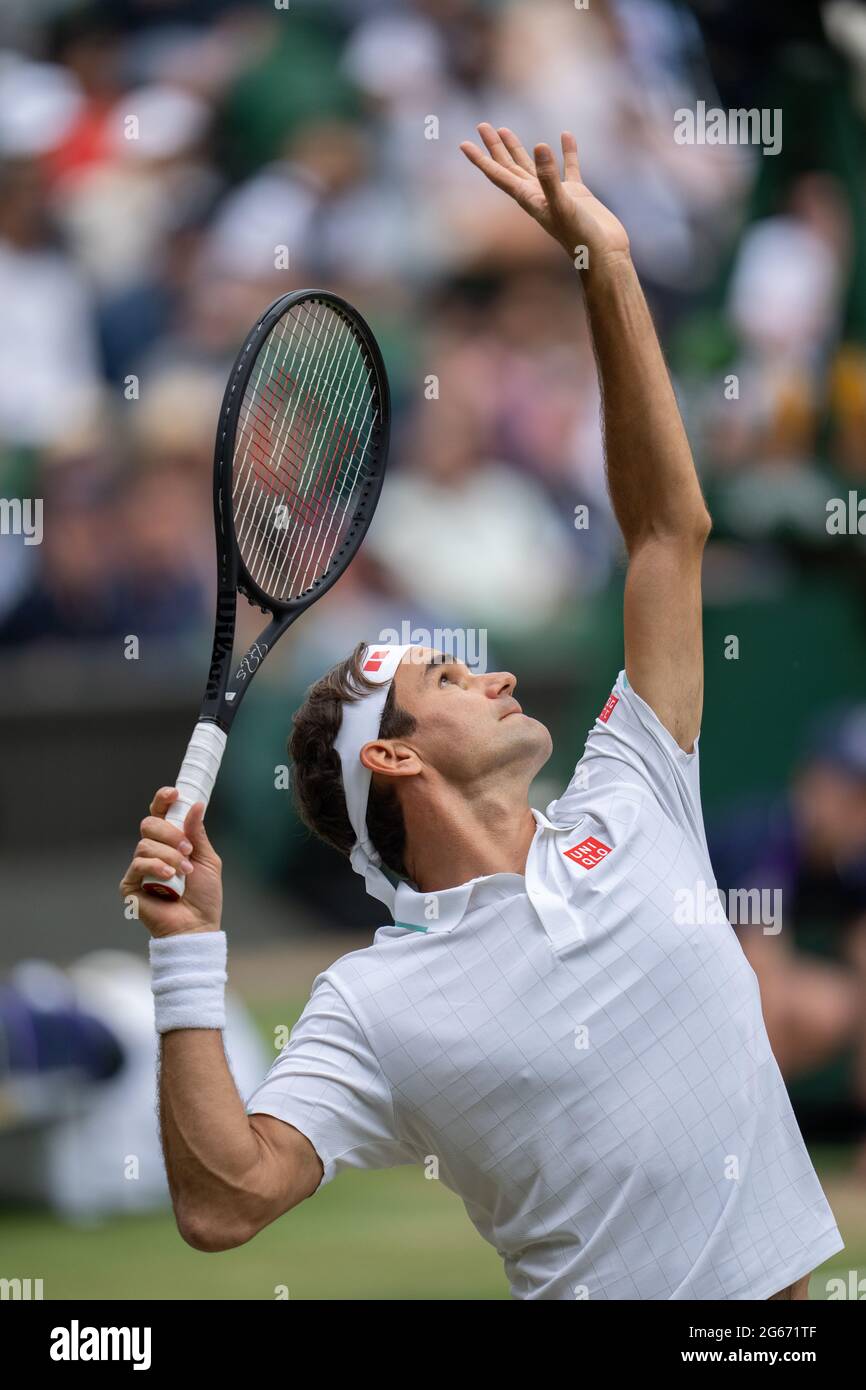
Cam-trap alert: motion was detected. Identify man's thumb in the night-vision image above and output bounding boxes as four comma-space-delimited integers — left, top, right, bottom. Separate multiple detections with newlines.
184, 802, 220, 865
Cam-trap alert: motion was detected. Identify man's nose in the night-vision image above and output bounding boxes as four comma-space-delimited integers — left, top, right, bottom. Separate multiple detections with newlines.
484, 670, 516, 699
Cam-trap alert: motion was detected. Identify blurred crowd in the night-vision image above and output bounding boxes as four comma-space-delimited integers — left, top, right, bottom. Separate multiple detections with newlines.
0, 0, 862, 658
1, 0, 866, 1129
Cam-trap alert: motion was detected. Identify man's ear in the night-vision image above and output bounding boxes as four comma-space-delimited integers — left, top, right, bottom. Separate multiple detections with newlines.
360, 740, 421, 779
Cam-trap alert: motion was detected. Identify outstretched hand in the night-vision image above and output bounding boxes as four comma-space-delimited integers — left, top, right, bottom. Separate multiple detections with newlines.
459, 124, 630, 268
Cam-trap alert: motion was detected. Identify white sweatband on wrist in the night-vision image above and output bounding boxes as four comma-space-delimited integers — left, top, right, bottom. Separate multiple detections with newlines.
149, 931, 227, 1033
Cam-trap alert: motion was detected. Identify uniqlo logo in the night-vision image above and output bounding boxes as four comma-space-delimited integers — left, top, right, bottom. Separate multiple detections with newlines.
363, 650, 388, 673
564, 835, 612, 869
598, 693, 618, 724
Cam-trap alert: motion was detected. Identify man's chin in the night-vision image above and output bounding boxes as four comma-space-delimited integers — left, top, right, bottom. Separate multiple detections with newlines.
503, 712, 553, 757
513, 712, 550, 737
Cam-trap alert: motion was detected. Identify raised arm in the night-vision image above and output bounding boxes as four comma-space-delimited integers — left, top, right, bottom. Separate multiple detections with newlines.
460, 125, 711, 750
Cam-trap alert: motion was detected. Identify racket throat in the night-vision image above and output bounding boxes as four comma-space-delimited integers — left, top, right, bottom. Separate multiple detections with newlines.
202, 586, 237, 716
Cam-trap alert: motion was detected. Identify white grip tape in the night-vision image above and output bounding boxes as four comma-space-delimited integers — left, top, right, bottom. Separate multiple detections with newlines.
143, 719, 227, 899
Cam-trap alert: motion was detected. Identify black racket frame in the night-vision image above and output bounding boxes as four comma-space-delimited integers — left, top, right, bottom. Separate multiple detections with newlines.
199, 288, 391, 731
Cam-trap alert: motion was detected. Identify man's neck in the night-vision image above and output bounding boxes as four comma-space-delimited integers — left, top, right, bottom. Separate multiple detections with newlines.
401, 779, 537, 894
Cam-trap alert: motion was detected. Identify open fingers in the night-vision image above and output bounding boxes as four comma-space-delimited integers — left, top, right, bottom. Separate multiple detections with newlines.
459, 140, 531, 203
496, 126, 536, 176
533, 142, 568, 215
477, 122, 530, 178
561, 130, 582, 181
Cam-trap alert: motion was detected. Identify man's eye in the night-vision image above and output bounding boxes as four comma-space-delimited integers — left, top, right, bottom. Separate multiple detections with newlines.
438, 670, 452, 687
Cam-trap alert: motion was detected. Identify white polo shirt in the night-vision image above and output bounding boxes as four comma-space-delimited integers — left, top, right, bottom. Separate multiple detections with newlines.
246, 670, 844, 1299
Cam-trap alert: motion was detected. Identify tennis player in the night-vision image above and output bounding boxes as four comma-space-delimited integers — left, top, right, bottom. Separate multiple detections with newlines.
121, 126, 844, 1300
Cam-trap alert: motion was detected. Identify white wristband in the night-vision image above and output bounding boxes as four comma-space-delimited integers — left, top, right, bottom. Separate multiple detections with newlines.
149, 931, 227, 1033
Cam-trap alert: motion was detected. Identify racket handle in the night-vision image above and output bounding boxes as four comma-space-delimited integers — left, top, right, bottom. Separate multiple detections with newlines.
142, 719, 228, 901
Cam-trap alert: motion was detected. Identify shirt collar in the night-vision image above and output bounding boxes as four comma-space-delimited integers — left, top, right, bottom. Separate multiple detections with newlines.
391, 808, 554, 935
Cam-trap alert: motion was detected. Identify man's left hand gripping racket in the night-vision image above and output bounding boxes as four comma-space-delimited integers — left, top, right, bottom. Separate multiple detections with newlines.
142, 289, 390, 899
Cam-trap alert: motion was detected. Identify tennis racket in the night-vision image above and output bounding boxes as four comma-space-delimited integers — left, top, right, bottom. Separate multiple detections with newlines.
142, 288, 390, 899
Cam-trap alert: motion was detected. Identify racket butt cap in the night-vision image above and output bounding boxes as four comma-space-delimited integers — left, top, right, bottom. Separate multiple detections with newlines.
142, 876, 185, 900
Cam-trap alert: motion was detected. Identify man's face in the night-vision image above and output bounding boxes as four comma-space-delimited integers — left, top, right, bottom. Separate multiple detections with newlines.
386, 647, 552, 789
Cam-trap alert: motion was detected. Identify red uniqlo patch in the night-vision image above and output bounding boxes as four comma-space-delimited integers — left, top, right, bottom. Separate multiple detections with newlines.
598, 693, 618, 724
363, 650, 388, 673
564, 835, 612, 869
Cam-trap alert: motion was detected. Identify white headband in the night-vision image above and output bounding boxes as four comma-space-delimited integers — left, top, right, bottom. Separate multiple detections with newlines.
333, 643, 414, 912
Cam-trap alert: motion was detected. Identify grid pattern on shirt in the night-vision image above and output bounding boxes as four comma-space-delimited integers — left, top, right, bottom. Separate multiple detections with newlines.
323, 842, 838, 1298
246, 671, 843, 1299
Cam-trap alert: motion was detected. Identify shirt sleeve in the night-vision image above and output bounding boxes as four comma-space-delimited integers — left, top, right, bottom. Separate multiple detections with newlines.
546, 668, 710, 862
244, 973, 417, 1190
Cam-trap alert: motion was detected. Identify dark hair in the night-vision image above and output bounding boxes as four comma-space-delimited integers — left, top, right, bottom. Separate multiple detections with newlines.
289, 642, 417, 877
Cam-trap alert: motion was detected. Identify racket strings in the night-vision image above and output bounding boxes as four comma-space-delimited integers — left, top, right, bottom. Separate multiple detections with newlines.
283, 335, 377, 595
248, 352, 336, 522
246, 373, 320, 519
272, 305, 374, 596
233, 302, 331, 548
232, 299, 379, 601
234, 302, 360, 578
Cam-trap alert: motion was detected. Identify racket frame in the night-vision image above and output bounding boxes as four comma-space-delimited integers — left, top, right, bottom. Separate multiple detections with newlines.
141, 288, 390, 901
200, 288, 391, 732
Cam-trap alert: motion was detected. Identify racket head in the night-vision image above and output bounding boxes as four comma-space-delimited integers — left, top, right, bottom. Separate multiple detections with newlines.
214, 289, 390, 617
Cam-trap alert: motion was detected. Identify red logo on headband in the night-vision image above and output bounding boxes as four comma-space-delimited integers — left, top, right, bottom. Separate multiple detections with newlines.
598, 693, 618, 723
363, 650, 389, 673
564, 835, 611, 869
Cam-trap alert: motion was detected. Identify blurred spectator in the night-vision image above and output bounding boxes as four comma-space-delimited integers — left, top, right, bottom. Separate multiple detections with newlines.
0, 950, 267, 1219
828, 341, 866, 479
96, 185, 219, 383
219, 9, 358, 179
206, 116, 406, 285
368, 375, 578, 634
42, 8, 122, 184
710, 707, 866, 1144
54, 82, 218, 292
0, 154, 102, 447
0, 459, 209, 644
